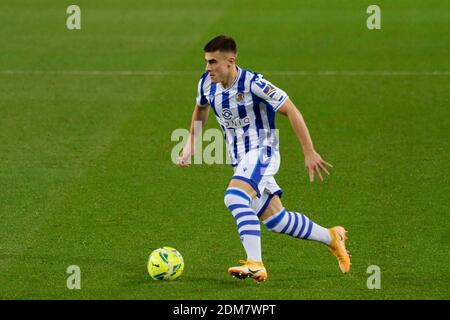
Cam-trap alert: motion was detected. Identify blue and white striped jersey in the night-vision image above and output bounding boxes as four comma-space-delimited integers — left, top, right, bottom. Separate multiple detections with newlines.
196, 66, 289, 166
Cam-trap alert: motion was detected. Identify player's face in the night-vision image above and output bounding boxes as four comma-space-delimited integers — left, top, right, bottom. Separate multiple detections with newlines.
204, 51, 235, 83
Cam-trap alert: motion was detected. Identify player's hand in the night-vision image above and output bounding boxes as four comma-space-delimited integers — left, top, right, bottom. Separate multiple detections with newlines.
304, 150, 333, 182
177, 154, 191, 167
177, 146, 192, 167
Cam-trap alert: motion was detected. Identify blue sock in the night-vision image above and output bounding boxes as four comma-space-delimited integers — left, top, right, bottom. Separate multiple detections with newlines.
263, 208, 331, 245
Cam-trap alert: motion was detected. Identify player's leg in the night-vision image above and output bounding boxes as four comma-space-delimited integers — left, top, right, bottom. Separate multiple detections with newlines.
260, 195, 351, 273
224, 146, 275, 282
228, 178, 257, 197
260, 195, 331, 243
224, 178, 267, 281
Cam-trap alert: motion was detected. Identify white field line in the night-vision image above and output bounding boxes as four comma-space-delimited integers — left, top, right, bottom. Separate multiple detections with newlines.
0, 70, 449, 76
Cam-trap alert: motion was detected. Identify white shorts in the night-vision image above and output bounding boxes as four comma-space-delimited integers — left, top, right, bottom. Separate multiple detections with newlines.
232, 147, 283, 217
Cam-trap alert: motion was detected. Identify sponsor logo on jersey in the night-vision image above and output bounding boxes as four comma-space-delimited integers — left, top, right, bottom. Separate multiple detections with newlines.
219, 116, 251, 129
263, 84, 277, 98
221, 108, 233, 120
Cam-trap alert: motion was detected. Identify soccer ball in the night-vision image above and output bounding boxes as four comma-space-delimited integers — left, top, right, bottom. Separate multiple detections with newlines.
147, 246, 184, 280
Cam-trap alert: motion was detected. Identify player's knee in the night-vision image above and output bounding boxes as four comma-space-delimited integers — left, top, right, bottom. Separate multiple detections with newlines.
259, 196, 283, 222
262, 207, 286, 232
224, 187, 251, 208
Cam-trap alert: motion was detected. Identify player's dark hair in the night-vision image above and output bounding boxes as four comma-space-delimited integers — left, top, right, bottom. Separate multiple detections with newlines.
203, 35, 237, 54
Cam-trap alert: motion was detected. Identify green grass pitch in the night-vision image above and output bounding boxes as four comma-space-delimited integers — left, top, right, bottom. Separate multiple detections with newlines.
0, 0, 448, 299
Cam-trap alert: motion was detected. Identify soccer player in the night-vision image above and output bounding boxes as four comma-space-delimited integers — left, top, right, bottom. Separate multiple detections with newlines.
177, 35, 350, 282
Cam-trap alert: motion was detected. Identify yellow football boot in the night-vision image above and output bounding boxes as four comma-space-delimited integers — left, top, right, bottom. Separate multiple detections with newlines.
228, 259, 268, 282
329, 226, 351, 273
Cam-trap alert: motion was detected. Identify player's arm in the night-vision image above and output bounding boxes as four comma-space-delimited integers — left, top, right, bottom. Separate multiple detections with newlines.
278, 99, 333, 182
177, 104, 210, 167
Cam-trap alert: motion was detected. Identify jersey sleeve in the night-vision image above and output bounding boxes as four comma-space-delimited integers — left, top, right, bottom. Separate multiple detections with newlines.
250, 74, 289, 112
195, 72, 209, 107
